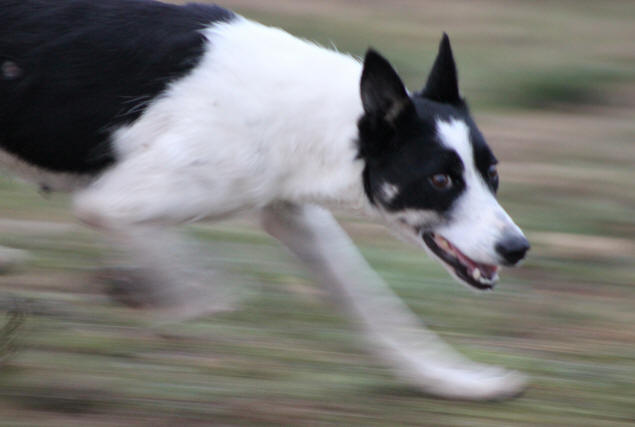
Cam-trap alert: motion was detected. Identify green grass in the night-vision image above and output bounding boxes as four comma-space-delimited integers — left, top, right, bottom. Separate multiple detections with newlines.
0, 1, 634, 425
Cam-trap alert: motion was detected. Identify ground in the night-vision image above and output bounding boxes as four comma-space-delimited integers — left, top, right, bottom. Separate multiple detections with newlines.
0, 1, 633, 425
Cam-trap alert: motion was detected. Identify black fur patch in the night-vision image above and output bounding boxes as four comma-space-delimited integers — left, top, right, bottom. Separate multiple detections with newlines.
465, 113, 499, 193
360, 96, 467, 214
357, 35, 498, 218
360, 96, 498, 212
421, 33, 460, 104
0, 0, 234, 173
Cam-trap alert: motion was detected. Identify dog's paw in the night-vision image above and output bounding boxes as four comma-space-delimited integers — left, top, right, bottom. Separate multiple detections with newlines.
402, 362, 528, 401
95, 267, 237, 323
0, 247, 29, 273
444, 365, 528, 401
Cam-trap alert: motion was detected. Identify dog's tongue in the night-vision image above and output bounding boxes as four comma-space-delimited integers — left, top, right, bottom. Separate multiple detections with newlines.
442, 236, 498, 279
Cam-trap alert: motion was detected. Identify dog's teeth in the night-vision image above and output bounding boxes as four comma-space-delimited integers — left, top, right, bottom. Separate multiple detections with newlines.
472, 268, 481, 280
438, 239, 450, 251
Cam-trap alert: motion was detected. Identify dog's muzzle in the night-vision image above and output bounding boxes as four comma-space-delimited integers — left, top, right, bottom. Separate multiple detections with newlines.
422, 232, 501, 290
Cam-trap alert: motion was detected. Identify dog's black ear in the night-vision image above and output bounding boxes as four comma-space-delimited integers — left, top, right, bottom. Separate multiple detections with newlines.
421, 33, 460, 104
360, 49, 412, 125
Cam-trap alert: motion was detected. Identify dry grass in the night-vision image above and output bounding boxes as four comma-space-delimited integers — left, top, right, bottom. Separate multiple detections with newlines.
0, 1, 634, 425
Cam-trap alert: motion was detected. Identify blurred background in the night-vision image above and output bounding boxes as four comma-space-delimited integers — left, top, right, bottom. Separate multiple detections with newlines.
0, 0, 633, 425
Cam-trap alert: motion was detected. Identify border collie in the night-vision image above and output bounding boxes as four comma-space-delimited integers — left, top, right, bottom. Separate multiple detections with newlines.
1, 0, 530, 400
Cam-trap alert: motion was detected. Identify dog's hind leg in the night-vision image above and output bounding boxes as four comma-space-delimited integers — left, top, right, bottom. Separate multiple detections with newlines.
71, 159, 244, 322
262, 202, 527, 400
94, 225, 239, 322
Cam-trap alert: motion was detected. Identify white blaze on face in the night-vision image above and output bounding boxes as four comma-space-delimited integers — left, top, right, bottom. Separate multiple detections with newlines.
434, 119, 524, 265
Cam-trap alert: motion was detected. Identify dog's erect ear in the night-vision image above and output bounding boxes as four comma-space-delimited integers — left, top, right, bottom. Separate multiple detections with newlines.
421, 33, 460, 104
360, 49, 412, 125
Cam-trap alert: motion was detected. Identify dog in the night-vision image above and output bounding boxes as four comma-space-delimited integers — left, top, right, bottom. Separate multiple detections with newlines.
1, 0, 530, 400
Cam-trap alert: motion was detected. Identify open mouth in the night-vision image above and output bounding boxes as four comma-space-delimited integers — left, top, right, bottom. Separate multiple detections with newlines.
422, 232, 499, 290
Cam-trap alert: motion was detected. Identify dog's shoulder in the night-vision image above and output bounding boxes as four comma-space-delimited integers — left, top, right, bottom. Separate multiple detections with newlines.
0, 0, 234, 174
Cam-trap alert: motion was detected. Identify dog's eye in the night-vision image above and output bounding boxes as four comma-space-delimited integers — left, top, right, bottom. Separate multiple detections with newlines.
487, 165, 498, 181
429, 173, 452, 190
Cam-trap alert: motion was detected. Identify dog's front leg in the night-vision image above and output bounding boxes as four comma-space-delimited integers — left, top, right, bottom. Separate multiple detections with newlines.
262, 202, 527, 400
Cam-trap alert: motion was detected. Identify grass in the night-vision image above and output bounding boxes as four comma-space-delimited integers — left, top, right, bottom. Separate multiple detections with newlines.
0, 1, 634, 425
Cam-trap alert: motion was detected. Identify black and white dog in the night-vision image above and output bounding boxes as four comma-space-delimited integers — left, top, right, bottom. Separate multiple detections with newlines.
1, 0, 530, 400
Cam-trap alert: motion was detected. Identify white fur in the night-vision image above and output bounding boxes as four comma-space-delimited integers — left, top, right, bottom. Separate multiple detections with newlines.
381, 208, 443, 247
75, 18, 369, 227
380, 182, 399, 202
434, 119, 526, 265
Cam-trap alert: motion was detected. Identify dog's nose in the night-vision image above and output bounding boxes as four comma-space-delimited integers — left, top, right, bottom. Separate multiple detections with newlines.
495, 235, 530, 266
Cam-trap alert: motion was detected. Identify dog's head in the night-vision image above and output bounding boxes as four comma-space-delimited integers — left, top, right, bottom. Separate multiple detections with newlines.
358, 34, 529, 290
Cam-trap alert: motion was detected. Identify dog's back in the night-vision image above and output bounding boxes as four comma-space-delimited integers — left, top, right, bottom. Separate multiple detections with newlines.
0, 0, 233, 175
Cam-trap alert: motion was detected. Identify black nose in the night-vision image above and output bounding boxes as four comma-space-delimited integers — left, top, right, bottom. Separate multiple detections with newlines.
495, 235, 530, 266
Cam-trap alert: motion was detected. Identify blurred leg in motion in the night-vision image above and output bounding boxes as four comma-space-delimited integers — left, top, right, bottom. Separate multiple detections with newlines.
262, 202, 527, 400
94, 226, 237, 322
72, 159, 241, 323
